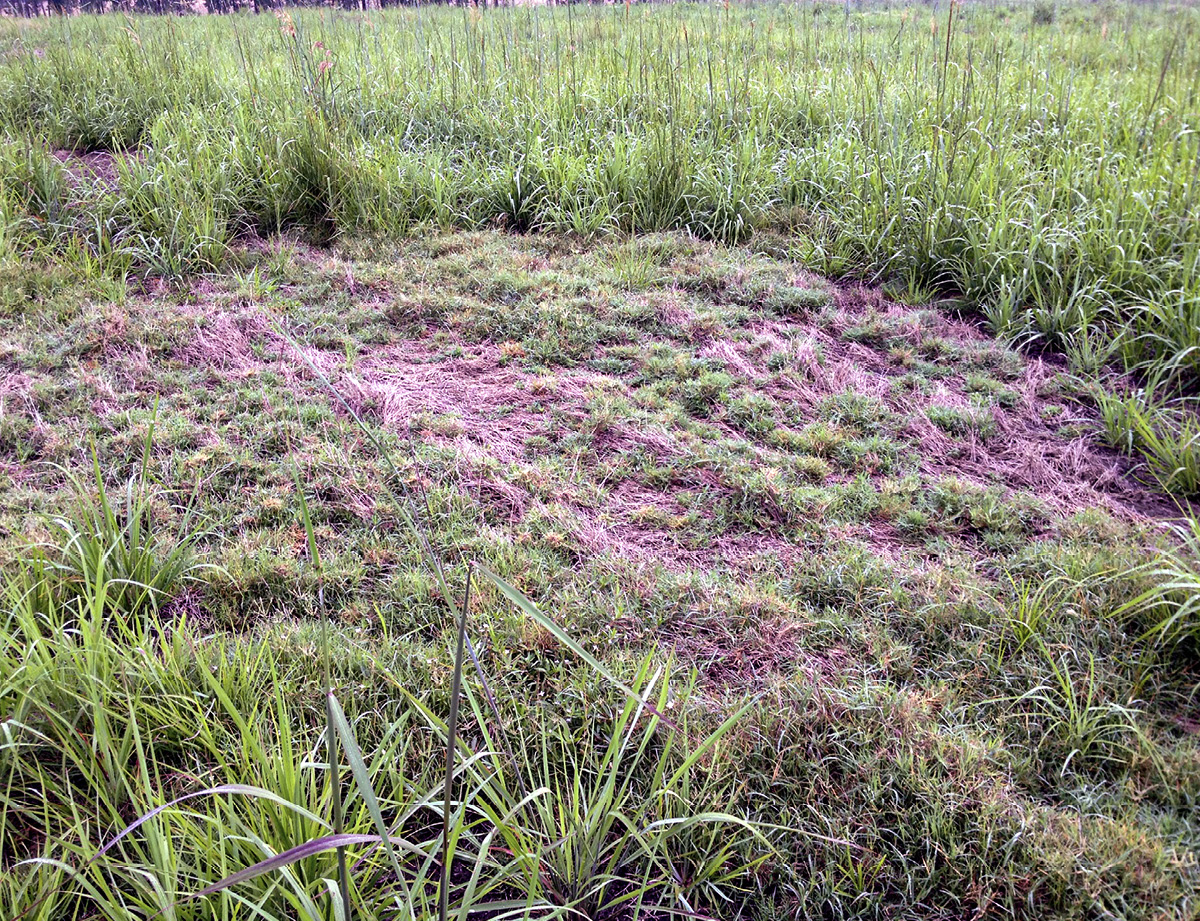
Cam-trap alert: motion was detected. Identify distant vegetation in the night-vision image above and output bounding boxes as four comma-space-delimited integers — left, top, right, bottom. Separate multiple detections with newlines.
4, 0, 455, 17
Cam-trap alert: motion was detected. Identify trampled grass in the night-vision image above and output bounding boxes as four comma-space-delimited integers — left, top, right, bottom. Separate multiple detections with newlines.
1, 3, 1200, 919
2, 227, 1198, 919
1, 0, 1198, 488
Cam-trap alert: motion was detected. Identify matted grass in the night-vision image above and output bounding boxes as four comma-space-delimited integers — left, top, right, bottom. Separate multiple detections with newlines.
0, 1, 1199, 490
2, 229, 1198, 919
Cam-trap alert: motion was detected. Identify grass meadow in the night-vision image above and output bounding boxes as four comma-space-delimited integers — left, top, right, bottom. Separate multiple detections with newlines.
1, 2, 1200, 920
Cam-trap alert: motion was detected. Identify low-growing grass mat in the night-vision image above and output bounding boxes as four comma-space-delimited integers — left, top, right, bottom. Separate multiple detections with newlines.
1, 230, 1198, 919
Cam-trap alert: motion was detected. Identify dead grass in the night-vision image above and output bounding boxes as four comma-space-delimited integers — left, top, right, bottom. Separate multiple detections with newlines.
2, 229, 1197, 919
96, 232, 1179, 692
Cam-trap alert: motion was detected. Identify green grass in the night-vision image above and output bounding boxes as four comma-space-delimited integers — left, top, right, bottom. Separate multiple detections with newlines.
1, 2, 1200, 917
0, 3, 1198, 484
1, 227, 1198, 919
1095, 378, 1200, 496
1121, 513, 1200, 649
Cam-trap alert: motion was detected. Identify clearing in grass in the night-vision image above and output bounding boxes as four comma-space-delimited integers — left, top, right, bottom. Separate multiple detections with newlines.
2, 228, 1198, 920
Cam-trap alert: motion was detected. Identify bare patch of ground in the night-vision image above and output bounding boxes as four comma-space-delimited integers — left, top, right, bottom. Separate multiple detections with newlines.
0, 228, 1187, 701
52, 148, 123, 189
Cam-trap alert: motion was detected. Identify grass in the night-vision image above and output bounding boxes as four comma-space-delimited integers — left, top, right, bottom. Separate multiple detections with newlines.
29, 435, 211, 618
2, 361, 770, 921
0, 2, 1197, 492
1, 226, 1198, 919
1095, 378, 1200, 496
0, 1, 1199, 918
1121, 513, 1200, 648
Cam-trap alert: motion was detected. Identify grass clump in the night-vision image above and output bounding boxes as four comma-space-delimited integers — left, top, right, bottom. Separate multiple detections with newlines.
818, 392, 892, 435
1032, 1, 1058, 25
725, 392, 778, 438
28, 444, 209, 618
1095, 381, 1200, 496
964, 373, 1019, 408
925, 405, 998, 441
680, 371, 735, 418
1011, 645, 1148, 776
1120, 515, 1200, 649
768, 284, 830, 316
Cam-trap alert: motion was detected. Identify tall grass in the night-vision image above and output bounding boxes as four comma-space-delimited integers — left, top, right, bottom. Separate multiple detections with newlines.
1095, 378, 1200, 495
1120, 514, 1200, 648
1, 3, 1198, 486
28, 428, 212, 617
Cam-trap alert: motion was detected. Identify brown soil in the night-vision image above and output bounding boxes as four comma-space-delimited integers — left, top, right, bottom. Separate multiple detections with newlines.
52, 148, 123, 189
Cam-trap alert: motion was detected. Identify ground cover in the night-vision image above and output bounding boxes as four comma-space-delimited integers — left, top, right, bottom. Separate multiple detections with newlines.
2, 2, 1200, 918
0, 2, 1199, 490
2, 228, 1198, 919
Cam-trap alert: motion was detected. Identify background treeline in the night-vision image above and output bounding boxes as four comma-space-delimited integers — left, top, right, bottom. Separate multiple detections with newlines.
0, 0, 1143, 17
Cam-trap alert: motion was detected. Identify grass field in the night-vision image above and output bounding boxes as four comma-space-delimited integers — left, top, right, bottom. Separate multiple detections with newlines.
2, 3, 1200, 920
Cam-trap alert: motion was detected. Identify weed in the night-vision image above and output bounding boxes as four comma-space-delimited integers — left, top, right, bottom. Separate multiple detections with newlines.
1011, 644, 1148, 775
29, 437, 210, 618
1095, 381, 1200, 495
